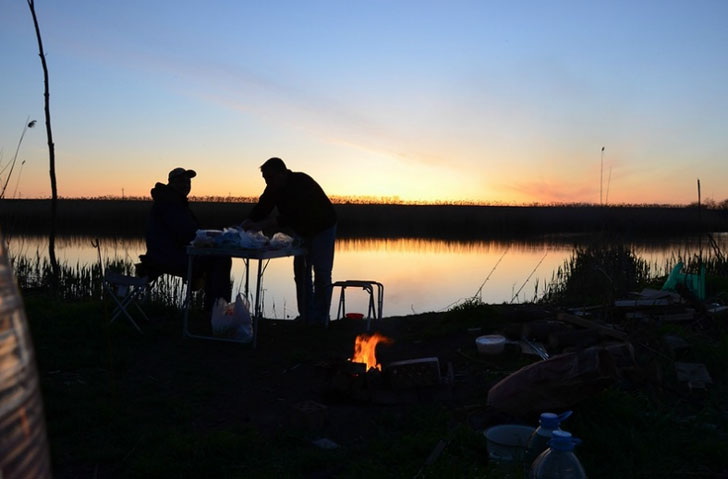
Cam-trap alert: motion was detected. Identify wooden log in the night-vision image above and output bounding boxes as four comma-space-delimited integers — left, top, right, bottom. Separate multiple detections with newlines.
548, 329, 602, 350
521, 320, 569, 342
656, 311, 694, 322
614, 298, 672, 307
556, 312, 628, 341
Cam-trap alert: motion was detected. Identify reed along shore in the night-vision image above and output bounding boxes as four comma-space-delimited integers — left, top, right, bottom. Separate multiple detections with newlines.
1, 198, 727, 239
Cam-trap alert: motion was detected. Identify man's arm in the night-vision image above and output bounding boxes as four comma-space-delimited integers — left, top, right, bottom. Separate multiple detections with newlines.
243, 187, 278, 230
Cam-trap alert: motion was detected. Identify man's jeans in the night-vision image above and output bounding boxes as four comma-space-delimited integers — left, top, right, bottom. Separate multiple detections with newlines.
294, 225, 336, 324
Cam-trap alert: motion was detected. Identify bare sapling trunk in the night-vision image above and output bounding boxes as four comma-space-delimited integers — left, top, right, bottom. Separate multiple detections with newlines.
27, 0, 59, 281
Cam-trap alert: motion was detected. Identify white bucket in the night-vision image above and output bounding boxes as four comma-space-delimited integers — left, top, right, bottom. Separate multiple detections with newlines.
476, 334, 506, 355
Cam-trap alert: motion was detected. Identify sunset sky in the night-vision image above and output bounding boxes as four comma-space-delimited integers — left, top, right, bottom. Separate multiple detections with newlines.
1, 1, 727, 205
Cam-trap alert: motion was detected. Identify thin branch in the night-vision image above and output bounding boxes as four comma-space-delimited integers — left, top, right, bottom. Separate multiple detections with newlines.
27, 0, 59, 279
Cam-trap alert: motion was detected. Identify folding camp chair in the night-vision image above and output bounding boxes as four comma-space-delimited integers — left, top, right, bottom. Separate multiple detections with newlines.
103, 270, 156, 334
101, 255, 166, 334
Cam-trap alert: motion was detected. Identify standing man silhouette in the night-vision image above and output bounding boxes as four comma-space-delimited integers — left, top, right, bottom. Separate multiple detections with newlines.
242, 158, 337, 325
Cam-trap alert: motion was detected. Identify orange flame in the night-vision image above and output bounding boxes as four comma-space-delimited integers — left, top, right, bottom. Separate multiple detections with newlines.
350, 332, 393, 371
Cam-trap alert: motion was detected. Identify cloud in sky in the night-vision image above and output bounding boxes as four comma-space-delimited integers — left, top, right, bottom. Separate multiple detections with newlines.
504, 178, 595, 205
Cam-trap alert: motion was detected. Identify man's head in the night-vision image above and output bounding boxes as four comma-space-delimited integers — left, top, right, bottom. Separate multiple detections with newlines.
260, 157, 288, 190
167, 167, 196, 197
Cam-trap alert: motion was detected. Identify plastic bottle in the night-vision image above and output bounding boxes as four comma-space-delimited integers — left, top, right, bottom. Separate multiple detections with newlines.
524, 411, 572, 465
529, 430, 587, 479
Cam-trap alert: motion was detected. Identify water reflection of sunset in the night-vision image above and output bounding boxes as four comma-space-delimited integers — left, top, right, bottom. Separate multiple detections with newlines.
337, 237, 582, 254
7, 234, 726, 317
334, 238, 568, 312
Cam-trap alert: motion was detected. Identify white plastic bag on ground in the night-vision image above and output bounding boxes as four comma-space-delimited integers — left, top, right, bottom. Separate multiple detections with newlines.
210, 294, 253, 342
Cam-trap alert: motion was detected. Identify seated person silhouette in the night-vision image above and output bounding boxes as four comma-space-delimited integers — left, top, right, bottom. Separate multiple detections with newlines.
142, 167, 232, 310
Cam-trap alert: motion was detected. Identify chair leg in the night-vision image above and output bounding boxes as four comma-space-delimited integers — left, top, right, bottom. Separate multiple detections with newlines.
110, 296, 133, 323
336, 287, 346, 320
106, 287, 144, 334
365, 286, 375, 331
104, 281, 150, 334
131, 292, 152, 323
376, 283, 384, 320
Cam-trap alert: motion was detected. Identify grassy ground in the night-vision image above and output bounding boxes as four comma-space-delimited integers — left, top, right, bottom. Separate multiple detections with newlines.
23, 289, 728, 479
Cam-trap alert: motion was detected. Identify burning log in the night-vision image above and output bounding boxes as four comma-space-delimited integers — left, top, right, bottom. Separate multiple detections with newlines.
350, 332, 393, 371
323, 358, 383, 402
321, 333, 450, 404
320, 333, 394, 401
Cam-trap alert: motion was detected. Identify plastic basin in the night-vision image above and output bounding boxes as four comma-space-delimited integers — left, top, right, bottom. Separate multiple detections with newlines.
476, 334, 506, 355
484, 424, 535, 463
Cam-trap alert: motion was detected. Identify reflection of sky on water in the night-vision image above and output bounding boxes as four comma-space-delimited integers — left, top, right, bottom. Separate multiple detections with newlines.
5, 234, 727, 318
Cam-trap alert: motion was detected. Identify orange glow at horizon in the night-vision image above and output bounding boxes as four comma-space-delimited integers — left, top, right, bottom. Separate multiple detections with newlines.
349, 332, 393, 371
13, 152, 710, 206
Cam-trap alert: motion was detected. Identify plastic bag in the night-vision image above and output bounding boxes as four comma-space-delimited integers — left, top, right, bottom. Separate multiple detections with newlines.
191, 229, 223, 247
210, 294, 253, 342
270, 232, 294, 249
661, 261, 706, 301
213, 228, 269, 249
238, 229, 269, 249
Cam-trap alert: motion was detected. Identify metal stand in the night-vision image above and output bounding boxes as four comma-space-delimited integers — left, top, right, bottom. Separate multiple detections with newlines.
331, 280, 384, 330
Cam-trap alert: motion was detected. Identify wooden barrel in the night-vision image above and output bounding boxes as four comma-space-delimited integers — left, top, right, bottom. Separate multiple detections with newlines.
0, 235, 52, 478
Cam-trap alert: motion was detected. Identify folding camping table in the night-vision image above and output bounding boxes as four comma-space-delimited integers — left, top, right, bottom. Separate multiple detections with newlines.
182, 244, 306, 347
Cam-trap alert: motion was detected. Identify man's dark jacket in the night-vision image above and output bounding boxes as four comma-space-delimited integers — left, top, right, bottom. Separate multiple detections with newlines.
145, 182, 198, 269
249, 170, 336, 237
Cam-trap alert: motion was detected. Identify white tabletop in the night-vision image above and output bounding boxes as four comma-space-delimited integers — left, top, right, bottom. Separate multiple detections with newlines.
186, 245, 306, 259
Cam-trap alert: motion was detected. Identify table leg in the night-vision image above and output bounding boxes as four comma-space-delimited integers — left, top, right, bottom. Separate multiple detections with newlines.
252, 259, 264, 348
254, 259, 263, 317
182, 253, 194, 337
244, 258, 250, 301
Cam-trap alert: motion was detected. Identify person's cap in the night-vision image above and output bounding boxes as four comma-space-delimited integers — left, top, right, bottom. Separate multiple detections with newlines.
168, 167, 197, 181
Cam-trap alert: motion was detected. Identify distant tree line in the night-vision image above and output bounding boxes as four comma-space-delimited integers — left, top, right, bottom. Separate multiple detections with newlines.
1, 199, 728, 239
12, 195, 728, 209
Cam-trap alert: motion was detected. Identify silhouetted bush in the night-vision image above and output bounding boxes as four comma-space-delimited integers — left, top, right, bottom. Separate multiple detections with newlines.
542, 243, 651, 306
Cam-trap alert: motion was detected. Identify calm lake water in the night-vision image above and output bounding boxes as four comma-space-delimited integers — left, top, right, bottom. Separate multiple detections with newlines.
6, 234, 727, 318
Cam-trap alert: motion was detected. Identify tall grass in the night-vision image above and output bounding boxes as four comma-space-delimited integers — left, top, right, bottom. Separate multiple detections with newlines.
541, 243, 652, 305
541, 240, 728, 306
11, 252, 190, 307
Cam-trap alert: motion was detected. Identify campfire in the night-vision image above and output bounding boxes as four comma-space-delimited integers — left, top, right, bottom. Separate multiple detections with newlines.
349, 332, 393, 371
319, 332, 451, 403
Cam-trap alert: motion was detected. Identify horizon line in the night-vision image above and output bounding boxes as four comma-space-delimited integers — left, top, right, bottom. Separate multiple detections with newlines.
4, 195, 723, 209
